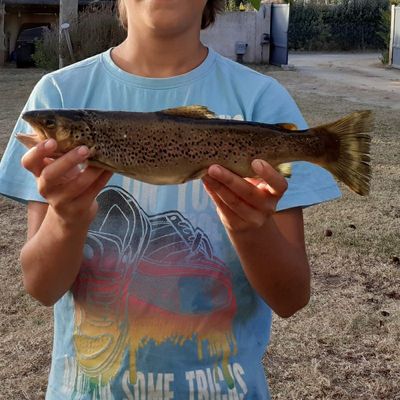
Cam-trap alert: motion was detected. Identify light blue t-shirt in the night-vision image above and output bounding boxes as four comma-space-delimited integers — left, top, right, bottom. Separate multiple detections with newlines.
0, 48, 340, 399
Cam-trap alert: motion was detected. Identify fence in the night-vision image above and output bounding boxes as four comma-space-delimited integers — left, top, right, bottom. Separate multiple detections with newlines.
390, 5, 400, 68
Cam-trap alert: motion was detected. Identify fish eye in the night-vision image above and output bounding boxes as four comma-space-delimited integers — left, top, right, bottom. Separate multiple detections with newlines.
45, 119, 56, 129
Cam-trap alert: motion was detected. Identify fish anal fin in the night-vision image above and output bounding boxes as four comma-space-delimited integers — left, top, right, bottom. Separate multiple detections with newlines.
16, 132, 42, 149
162, 105, 217, 120
275, 123, 298, 131
277, 163, 292, 178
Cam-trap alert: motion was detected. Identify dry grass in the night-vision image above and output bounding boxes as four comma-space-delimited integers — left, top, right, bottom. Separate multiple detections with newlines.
259, 65, 400, 400
0, 61, 399, 399
0, 68, 52, 400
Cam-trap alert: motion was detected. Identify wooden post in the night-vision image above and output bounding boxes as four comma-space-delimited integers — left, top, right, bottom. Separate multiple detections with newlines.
0, 2, 5, 66
59, 0, 78, 68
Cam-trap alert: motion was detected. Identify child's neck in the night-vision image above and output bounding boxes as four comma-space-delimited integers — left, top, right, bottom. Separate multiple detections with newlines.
111, 26, 208, 78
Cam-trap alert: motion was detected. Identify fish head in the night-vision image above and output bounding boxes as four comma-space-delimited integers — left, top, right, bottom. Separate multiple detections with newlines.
22, 110, 94, 152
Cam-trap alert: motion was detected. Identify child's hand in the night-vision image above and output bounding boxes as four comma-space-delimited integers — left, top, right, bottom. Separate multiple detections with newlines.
21, 138, 112, 227
202, 160, 288, 233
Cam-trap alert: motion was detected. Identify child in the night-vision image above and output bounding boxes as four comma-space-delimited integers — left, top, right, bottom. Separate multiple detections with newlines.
0, 0, 340, 398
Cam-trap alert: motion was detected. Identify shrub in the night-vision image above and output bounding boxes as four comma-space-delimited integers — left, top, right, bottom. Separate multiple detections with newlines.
32, 28, 60, 70
289, 0, 391, 51
289, 3, 332, 51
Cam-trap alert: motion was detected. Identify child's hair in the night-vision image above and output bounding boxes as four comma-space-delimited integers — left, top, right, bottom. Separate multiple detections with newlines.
117, 0, 225, 30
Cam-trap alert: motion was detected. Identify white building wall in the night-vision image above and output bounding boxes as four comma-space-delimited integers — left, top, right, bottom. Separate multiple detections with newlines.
1, 7, 272, 65
201, 6, 271, 64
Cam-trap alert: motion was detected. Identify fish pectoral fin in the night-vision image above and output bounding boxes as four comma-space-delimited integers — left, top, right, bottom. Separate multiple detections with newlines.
16, 132, 42, 148
182, 168, 208, 183
88, 159, 118, 174
277, 163, 292, 178
275, 123, 298, 131
161, 105, 217, 120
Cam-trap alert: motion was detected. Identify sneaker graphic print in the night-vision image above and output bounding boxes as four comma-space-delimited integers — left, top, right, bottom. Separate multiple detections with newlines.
71, 186, 238, 396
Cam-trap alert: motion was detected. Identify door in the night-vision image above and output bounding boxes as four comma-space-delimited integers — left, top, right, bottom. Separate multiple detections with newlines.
270, 3, 290, 66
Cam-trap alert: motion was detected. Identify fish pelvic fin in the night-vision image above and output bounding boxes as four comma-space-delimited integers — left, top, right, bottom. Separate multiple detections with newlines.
277, 163, 292, 178
317, 110, 373, 196
275, 123, 298, 131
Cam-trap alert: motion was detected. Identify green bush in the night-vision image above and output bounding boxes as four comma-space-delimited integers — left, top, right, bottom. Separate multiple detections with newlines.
289, 3, 332, 51
225, 0, 256, 11
32, 28, 60, 70
33, 3, 126, 70
289, 0, 391, 51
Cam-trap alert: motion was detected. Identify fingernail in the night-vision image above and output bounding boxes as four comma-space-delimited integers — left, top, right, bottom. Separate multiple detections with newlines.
252, 159, 265, 173
209, 165, 222, 178
44, 139, 56, 150
77, 146, 89, 157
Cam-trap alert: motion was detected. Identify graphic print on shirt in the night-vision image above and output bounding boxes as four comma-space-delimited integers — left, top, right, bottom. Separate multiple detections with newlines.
71, 186, 238, 392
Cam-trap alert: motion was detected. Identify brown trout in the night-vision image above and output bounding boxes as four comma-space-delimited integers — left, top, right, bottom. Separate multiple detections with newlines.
17, 106, 372, 195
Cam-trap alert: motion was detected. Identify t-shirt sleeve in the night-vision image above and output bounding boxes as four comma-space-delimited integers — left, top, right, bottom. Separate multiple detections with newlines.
252, 78, 341, 211
0, 74, 63, 203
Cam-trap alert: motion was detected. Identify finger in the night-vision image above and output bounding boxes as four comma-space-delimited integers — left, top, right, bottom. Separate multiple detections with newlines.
78, 171, 113, 204
207, 165, 269, 210
251, 160, 288, 196
39, 165, 104, 202
245, 177, 264, 186
203, 175, 267, 227
53, 165, 85, 186
21, 139, 57, 177
41, 146, 90, 185
60, 167, 106, 201
51, 168, 112, 222
43, 157, 55, 167
203, 178, 247, 230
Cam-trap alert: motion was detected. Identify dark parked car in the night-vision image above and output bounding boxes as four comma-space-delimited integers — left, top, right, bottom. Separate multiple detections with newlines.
15, 26, 48, 68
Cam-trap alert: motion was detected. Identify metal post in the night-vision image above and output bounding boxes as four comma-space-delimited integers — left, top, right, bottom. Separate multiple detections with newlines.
0, 1, 5, 66
389, 5, 395, 67
59, 0, 78, 68
61, 23, 75, 63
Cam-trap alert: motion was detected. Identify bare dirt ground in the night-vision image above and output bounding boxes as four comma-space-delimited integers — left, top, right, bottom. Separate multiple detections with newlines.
0, 53, 399, 399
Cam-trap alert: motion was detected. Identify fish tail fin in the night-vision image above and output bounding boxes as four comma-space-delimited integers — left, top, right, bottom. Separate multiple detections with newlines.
316, 110, 373, 196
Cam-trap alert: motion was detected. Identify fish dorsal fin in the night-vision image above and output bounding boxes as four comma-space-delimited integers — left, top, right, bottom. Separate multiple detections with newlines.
162, 105, 217, 119
275, 123, 298, 131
